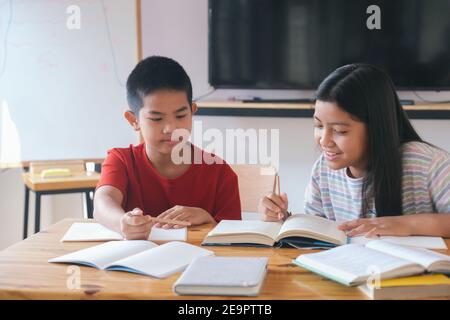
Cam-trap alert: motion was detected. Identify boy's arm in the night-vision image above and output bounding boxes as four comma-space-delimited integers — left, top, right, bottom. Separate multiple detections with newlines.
94, 185, 154, 239
93, 185, 126, 234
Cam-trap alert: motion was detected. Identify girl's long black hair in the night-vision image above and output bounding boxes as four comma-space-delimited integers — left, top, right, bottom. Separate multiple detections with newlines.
315, 64, 423, 217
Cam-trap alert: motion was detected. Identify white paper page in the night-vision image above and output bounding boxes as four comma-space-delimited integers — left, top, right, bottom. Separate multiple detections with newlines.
279, 214, 347, 243
295, 244, 421, 285
207, 220, 282, 240
48, 241, 156, 269
350, 235, 447, 249
61, 223, 123, 242
149, 227, 187, 241
107, 242, 214, 278
61, 223, 187, 243
366, 240, 450, 270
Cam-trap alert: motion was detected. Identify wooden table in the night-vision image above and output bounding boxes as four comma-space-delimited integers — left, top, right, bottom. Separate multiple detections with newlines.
0, 218, 449, 300
22, 172, 100, 239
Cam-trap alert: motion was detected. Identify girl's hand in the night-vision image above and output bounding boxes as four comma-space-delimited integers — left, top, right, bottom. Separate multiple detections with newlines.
257, 192, 289, 222
155, 206, 216, 229
338, 216, 414, 238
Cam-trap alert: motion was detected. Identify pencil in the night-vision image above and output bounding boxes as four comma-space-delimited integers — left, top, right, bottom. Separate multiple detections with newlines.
274, 175, 292, 219
273, 175, 280, 195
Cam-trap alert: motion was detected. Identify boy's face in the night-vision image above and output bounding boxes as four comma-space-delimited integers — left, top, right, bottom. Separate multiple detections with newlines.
126, 90, 196, 155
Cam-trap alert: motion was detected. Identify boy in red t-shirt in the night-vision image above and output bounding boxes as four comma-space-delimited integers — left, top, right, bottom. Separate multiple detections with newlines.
94, 56, 241, 240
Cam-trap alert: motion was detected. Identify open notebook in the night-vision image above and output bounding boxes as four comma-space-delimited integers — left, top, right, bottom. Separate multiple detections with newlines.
202, 214, 447, 249
48, 241, 213, 278
61, 222, 187, 242
293, 240, 450, 286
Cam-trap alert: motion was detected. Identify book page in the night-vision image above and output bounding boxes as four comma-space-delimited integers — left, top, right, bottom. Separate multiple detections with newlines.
149, 226, 187, 241
278, 214, 347, 244
61, 223, 123, 242
61, 223, 187, 242
295, 244, 422, 286
350, 235, 447, 249
366, 240, 450, 270
207, 220, 282, 240
48, 241, 157, 269
106, 242, 214, 278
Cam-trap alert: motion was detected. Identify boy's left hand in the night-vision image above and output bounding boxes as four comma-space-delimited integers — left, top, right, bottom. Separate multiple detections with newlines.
155, 205, 216, 229
338, 216, 414, 238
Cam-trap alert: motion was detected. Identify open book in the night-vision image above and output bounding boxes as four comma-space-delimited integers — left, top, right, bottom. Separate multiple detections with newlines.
202, 214, 447, 249
61, 222, 187, 242
202, 214, 347, 248
293, 240, 450, 286
48, 241, 213, 278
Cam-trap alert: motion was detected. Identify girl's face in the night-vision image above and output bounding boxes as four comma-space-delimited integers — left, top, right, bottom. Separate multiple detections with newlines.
314, 100, 369, 178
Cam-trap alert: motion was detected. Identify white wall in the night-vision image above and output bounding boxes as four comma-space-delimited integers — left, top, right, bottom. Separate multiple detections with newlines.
1, 0, 449, 250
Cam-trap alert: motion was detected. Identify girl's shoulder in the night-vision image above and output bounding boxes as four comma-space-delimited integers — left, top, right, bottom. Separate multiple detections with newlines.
402, 141, 449, 168
402, 141, 448, 158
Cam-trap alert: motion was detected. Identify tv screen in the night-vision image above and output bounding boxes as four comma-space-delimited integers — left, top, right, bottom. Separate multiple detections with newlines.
209, 0, 450, 90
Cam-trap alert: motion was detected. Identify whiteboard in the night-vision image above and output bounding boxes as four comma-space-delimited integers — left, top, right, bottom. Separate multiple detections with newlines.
0, 0, 139, 163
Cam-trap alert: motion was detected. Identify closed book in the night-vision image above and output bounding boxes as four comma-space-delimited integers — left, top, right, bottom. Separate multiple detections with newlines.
358, 274, 450, 299
173, 256, 268, 296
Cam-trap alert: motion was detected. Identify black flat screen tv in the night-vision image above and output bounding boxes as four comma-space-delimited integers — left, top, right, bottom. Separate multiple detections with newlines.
208, 0, 450, 90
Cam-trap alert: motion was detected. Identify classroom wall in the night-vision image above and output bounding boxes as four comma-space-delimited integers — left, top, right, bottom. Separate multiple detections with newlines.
1, 0, 449, 250
139, 0, 450, 213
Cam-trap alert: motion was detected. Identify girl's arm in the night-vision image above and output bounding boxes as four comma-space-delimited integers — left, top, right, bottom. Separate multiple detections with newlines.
339, 213, 450, 238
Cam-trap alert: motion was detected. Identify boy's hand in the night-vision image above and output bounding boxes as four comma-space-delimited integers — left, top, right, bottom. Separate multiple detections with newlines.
257, 192, 289, 222
338, 216, 413, 238
155, 206, 216, 229
120, 208, 154, 240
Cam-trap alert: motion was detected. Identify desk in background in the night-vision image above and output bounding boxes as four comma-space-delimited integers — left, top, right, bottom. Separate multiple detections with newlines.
22, 165, 100, 239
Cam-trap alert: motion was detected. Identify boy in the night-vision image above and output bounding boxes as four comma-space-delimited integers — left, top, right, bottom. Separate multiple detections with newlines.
94, 56, 241, 240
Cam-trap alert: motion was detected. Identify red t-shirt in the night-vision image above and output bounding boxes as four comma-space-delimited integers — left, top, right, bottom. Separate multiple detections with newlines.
96, 143, 241, 222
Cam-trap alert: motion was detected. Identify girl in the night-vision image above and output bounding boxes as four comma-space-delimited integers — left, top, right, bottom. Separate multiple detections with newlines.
258, 64, 450, 238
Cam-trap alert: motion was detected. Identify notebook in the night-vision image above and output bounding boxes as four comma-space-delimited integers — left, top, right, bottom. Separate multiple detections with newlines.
358, 274, 450, 299
202, 214, 446, 249
48, 241, 213, 278
173, 256, 268, 296
60, 222, 187, 242
293, 240, 450, 286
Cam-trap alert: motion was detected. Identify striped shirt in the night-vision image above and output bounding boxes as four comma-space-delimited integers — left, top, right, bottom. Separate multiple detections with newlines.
304, 141, 450, 223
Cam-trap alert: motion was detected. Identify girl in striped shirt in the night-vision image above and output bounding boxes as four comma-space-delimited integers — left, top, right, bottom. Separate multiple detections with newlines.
258, 64, 450, 238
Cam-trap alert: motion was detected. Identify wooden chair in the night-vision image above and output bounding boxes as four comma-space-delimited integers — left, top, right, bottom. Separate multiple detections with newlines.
22, 160, 100, 239
230, 164, 277, 215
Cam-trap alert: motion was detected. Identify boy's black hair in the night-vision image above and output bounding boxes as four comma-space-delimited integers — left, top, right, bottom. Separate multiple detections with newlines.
315, 63, 424, 218
126, 56, 193, 115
